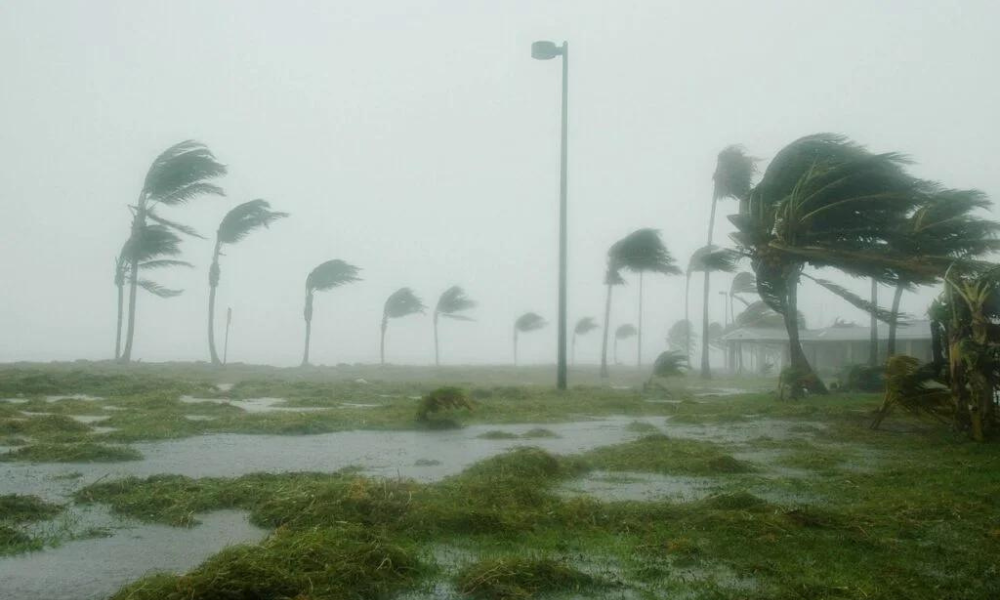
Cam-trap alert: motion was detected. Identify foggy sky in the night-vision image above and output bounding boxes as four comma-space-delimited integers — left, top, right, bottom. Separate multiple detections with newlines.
2, 1, 998, 367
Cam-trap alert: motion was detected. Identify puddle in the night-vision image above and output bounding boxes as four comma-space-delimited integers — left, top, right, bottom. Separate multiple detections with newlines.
215, 383, 234, 392
1, 398, 29, 404
0, 510, 266, 600
68, 415, 111, 425
559, 471, 719, 502
45, 395, 103, 403
19, 411, 54, 417
692, 388, 753, 397
664, 418, 827, 445
178, 396, 331, 414
184, 414, 217, 421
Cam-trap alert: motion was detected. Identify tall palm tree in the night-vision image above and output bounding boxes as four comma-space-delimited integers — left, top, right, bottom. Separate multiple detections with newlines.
433, 286, 476, 366
607, 229, 681, 368
120, 140, 226, 363
614, 323, 637, 365
572, 317, 599, 364
599, 261, 626, 378
302, 260, 361, 366
114, 225, 192, 359
514, 312, 546, 366
702, 146, 756, 377
729, 134, 946, 392
208, 200, 288, 365
381, 288, 426, 366
685, 245, 738, 369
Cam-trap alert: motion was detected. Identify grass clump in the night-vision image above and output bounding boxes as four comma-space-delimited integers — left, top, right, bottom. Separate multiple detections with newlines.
0, 524, 41, 555
626, 421, 659, 433
520, 428, 559, 439
583, 434, 752, 476
456, 556, 599, 600
1, 442, 142, 463
110, 526, 425, 600
478, 430, 520, 440
0, 494, 63, 523
416, 386, 472, 424
0, 414, 91, 437
414, 458, 442, 466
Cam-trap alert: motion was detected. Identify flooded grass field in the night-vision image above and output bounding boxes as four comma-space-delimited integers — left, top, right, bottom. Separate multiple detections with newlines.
0, 364, 997, 599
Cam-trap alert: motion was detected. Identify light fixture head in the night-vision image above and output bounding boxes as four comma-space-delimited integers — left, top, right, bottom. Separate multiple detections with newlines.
531, 41, 562, 60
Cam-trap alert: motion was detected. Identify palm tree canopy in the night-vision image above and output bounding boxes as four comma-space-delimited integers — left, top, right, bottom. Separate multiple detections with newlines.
436, 286, 476, 320
609, 229, 682, 276
652, 350, 689, 378
384, 287, 426, 320
615, 323, 638, 340
217, 200, 289, 245
121, 225, 184, 263
687, 244, 740, 275
713, 145, 757, 201
306, 260, 362, 293
735, 301, 804, 329
708, 322, 726, 350
894, 188, 1000, 273
667, 320, 695, 351
515, 312, 547, 333
142, 140, 227, 205
730, 272, 757, 296
574, 317, 599, 336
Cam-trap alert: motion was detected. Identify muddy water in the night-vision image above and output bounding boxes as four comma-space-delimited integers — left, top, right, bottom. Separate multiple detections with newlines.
559, 470, 721, 502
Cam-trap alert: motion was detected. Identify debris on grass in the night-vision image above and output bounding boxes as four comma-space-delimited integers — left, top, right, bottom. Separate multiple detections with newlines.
455, 556, 600, 600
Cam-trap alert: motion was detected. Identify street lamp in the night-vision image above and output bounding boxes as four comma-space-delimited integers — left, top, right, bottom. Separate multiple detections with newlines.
531, 40, 569, 390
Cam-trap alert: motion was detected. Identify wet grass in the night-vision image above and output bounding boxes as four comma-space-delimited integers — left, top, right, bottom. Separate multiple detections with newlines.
455, 556, 602, 599
0, 442, 142, 463
0, 494, 63, 523
582, 434, 754, 475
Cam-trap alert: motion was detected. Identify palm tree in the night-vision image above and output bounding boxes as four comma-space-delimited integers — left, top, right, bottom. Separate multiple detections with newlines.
381, 288, 426, 366
607, 229, 681, 368
727, 271, 757, 372
114, 225, 192, 359
702, 146, 756, 377
599, 261, 626, 378
685, 245, 738, 370
513, 312, 546, 366
614, 323, 637, 365
433, 286, 476, 366
572, 317, 599, 364
120, 140, 226, 363
649, 350, 689, 384
667, 319, 695, 353
729, 133, 945, 392
302, 260, 361, 366
207, 200, 288, 365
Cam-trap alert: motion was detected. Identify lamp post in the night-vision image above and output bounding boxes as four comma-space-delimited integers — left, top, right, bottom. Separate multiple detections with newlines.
531, 40, 569, 391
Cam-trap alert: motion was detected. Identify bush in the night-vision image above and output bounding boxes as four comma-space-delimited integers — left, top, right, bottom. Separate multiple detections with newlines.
415, 387, 472, 423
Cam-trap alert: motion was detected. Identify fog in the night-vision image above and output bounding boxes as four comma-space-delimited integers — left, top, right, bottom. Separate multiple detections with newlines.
2, 0, 998, 367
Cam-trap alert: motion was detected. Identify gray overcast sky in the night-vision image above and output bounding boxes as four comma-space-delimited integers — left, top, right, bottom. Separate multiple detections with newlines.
1, 1, 998, 366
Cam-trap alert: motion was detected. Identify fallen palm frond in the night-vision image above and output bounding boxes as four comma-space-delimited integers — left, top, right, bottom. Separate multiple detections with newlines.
871, 355, 952, 430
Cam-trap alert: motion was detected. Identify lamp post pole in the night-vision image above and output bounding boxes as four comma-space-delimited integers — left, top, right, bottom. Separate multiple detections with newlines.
532, 40, 569, 391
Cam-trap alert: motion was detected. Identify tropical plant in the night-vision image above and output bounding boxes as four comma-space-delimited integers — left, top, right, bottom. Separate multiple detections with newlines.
572, 317, 598, 365
113, 225, 192, 359
514, 312, 547, 366
607, 229, 681, 368
119, 140, 226, 363
701, 146, 757, 378
301, 260, 361, 366
433, 286, 476, 366
380, 288, 426, 366
685, 245, 737, 368
667, 320, 695, 353
599, 260, 626, 378
416, 386, 473, 423
614, 323, 638, 365
207, 200, 288, 364
871, 355, 952, 430
649, 350, 689, 382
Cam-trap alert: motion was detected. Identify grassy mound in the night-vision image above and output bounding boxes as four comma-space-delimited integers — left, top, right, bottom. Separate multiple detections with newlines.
456, 556, 599, 600
582, 434, 753, 475
0, 494, 63, 523
1, 442, 142, 463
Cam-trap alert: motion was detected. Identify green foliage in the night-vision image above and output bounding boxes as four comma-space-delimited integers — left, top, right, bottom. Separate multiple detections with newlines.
573, 316, 598, 336
609, 228, 681, 277
0, 494, 63, 523
713, 145, 757, 201
456, 556, 599, 600
216, 199, 288, 245
141, 140, 226, 205
416, 386, 472, 422
436, 286, 477, 320
514, 312, 546, 333
0, 443, 142, 463
687, 244, 740, 274
614, 323, 637, 340
651, 350, 688, 378
582, 434, 752, 475
383, 287, 426, 320
306, 259, 362, 292
838, 364, 885, 393
667, 320, 695, 351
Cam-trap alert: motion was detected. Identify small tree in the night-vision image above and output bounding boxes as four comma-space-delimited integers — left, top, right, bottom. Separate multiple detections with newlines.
614, 323, 638, 365
381, 288, 426, 366
302, 260, 361, 366
433, 286, 476, 366
572, 317, 599, 364
514, 312, 547, 366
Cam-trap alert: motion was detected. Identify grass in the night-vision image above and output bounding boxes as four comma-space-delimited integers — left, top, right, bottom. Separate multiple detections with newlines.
0, 494, 63, 523
455, 556, 601, 599
582, 434, 754, 475
0, 442, 142, 462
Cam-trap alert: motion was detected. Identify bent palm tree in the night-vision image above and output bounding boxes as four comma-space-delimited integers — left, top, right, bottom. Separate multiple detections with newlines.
120, 140, 226, 363
599, 260, 626, 378
608, 229, 681, 367
433, 286, 476, 366
685, 245, 738, 368
208, 200, 288, 364
572, 317, 599, 364
302, 260, 361, 366
381, 288, 426, 366
650, 350, 689, 383
614, 323, 638, 365
514, 312, 547, 366
702, 146, 756, 378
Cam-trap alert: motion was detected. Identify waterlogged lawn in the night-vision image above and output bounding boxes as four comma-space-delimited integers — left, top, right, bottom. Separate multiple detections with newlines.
0, 364, 997, 599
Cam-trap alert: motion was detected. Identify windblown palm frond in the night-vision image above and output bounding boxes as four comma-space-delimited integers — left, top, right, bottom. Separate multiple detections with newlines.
667, 320, 696, 351
436, 286, 476, 321
146, 209, 205, 239
871, 355, 952, 429
651, 350, 689, 378
609, 229, 682, 275
730, 272, 757, 297
123, 225, 184, 262
802, 274, 908, 324
140, 259, 193, 270
713, 145, 757, 201
615, 324, 638, 340
687, 245, 740, 274
735, 301, 802, 329
515, 312, 547, 333
574, 317, 599, 336
384, 287, 426, 320
217, 199, 289, 245
137, 279, 183, 298
306, 260, 362, 292
142, 140, 227, 205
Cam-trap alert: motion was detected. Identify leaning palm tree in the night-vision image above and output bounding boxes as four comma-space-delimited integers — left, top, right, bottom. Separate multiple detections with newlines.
599, 260, 626, 378
207, 200, 288, 365
685, 244, 738, 370
614, 323, 638, 365
120, 140, 226, 363
649, 350, 689, 385
301, 260, 361, 366
608, 229, 681, 368
513, 312, 547, 366
572, 317, 599, 364
702, 147, 757, 377
381, 288, 426, 366
433, 286, 476, 366
114, 225, 192, 359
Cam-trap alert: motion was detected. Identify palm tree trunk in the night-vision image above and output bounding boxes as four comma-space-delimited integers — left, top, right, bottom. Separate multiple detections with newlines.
513, 330, 519, 366
120, 208, 144, 363
380, 316, 388, 366
208, 243, 222, 365
869, 278, 879, 366
301, 290, 313, 367
784, 272, 827, 394
637, 272, 643, 368
684, 273, 691, 360
115, 281, 124, 360
572, 333, 577, 366
700, 269, 712, 379
223, 308, 232, 365
599, 283, 613, 378
886, 283, 904, 357
433, 312, 440, 367
614, 337, 618, 365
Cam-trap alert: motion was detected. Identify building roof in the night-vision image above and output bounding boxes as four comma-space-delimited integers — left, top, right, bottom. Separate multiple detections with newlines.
720, 320, 932, 344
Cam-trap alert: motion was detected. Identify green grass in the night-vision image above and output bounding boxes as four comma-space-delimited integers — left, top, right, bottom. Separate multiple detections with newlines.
582, 434, 754, 475
455, 556, 602, 599
1, 442, 142, 463
0, 494, 63, 523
